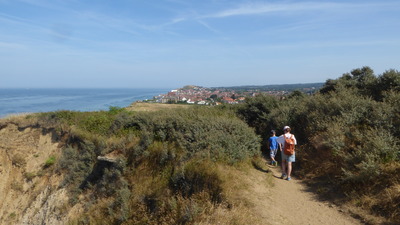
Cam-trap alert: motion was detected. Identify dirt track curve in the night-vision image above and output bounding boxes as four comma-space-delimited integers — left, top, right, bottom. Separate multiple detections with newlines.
241, 163, 364, 225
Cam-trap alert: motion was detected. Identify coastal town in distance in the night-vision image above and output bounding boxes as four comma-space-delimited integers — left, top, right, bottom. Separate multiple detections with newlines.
148, 83, 324, 105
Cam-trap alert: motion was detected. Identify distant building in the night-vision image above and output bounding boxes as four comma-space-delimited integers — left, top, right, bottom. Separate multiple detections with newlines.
222, 97, 237, 104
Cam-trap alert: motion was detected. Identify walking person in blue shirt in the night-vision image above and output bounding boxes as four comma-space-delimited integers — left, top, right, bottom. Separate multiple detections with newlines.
268, 130, 279, 166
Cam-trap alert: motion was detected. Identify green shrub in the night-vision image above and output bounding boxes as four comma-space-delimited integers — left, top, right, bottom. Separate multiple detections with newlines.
122, 107, 261, 165
236, 94, 278, 134
80, 113, 113, 135
44, 156, 56, 168
8, 212, 16, 219
37, 110, 78, 128
57, 146, 95, 204
383, 91, 400, 138
108, 106, 126, 115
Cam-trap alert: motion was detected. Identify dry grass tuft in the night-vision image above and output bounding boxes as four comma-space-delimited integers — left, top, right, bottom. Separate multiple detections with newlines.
209, 160, 273, 224
197, 202, 264, 225
126, 102, 193, 112
0, 113, 37, 128
1, 113, 33, 121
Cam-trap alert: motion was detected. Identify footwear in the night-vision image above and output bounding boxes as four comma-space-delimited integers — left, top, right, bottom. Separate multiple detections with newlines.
286, 177, 291, 181
280, 174, 286, 179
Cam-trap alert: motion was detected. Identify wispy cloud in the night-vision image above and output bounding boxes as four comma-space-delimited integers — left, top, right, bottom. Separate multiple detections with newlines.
75, 11, 145, 35
203, 1, 399, 18
0, 12, 84, 46
196, 20, 221, 34
0, 41, 25, 49
0, 12, 37, 27
10, 0, 152, 36
15, 0, 72, 11
250, 38, 400, 52
170, 17, 186, 24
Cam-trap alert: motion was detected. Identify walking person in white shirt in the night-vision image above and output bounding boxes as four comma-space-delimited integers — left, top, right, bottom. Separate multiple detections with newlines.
277, 126, 297, 181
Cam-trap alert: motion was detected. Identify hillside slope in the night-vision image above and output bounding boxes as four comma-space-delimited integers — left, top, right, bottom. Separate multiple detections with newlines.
0, 108, 262, 224
0, 122, 370, 225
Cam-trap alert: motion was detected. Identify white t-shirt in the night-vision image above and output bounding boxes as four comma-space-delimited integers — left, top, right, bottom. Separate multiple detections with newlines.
277, 133, 297, 147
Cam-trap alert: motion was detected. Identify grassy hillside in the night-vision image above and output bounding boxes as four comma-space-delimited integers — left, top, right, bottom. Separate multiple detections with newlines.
0, 105, 264, 224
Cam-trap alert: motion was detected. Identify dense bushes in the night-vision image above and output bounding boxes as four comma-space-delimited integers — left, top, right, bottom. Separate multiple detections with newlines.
34, 105, 261, 224
236, 67, 400, 223
236, 94, 279, 135
113, 107, 261, 164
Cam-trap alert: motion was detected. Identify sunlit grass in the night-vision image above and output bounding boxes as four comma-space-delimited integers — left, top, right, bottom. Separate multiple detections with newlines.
126, 102, 193, 112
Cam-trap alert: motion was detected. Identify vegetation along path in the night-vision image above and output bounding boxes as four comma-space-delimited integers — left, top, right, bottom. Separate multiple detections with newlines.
241, 163, 363, 225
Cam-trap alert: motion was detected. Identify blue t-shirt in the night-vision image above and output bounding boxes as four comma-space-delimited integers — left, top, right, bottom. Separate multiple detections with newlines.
269, 136, 278, 150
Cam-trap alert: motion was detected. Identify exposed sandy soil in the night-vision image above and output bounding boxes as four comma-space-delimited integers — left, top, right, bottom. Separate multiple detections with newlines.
0, 123, 68, 224
239, 163, 364, 225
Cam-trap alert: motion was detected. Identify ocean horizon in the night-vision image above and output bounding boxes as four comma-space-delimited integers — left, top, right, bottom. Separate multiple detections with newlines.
0, 88, 170, 118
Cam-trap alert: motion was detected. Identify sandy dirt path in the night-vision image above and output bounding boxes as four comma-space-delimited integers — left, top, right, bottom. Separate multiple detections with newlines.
241, 164, 363, 225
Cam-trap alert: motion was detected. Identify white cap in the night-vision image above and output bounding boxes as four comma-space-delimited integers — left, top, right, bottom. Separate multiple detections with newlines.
283, 126, 290, 130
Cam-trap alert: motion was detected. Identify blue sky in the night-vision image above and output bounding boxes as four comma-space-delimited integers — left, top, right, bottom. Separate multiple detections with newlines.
0, 0, 399, 88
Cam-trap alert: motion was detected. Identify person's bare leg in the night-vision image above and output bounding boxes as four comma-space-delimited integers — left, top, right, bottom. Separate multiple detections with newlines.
281, 160, 287, 177
287, 162, 292, 178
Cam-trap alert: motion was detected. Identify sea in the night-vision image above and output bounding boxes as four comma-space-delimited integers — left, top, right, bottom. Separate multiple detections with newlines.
0, 88, 170, 118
